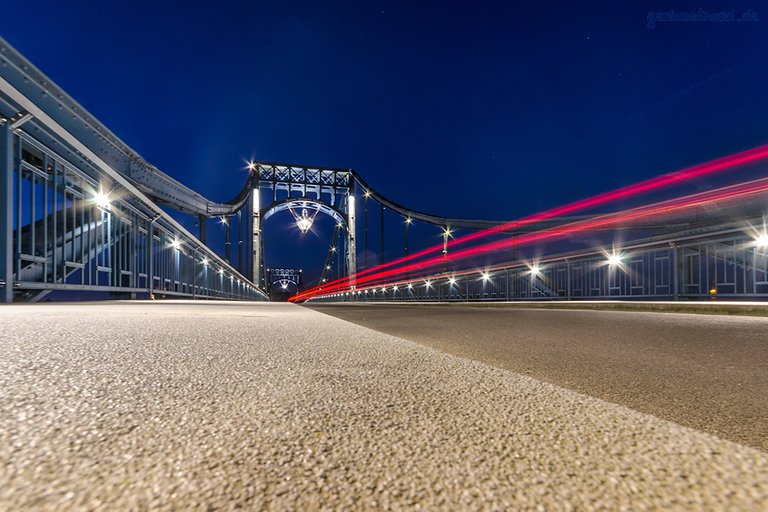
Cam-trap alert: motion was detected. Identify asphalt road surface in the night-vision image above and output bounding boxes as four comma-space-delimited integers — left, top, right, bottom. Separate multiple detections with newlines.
2, 301, 767, 510
310, 303, 768, 452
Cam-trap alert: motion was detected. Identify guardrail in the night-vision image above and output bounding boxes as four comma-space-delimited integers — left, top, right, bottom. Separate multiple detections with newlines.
308, 228, 768, 303
0, 123, 265, 302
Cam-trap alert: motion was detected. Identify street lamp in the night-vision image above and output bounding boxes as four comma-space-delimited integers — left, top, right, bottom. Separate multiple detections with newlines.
442, 227, 452, 272
291, 207, 317, 234
92, 189, 111, 210
607, 253, 623, 266
443, 227, 452, 251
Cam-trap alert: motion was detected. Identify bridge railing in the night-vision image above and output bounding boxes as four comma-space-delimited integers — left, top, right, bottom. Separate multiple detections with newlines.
0, 122, 266, 303
309, 228, 768, 303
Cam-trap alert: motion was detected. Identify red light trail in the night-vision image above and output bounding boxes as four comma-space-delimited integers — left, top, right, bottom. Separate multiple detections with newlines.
300, 143, 768, 301
292, 176, 768, 301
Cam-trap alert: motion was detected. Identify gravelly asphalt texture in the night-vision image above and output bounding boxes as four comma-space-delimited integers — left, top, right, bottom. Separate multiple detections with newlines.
310, 303, 768, 453
1, 301, 767, 510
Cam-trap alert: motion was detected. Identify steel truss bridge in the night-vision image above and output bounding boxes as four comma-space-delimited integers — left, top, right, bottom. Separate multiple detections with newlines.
1, 36, 767, 304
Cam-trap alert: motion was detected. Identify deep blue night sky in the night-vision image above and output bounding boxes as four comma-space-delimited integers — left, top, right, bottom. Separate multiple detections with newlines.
3, 1, 768, 284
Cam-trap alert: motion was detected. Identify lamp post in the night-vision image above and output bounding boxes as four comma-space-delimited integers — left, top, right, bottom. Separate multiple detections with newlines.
363, 190, 370, 270
380, 204, 385, 265
404, 217, 412, 257
442, 226, 451, 272
221, 216, 231, 263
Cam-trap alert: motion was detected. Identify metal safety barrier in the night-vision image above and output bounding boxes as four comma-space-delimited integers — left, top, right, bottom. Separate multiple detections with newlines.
310, 228, 768, 302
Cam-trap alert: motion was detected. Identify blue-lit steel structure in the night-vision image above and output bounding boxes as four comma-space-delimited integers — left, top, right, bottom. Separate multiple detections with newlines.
0, 37, 512, 303
0, 37, 266, 302
2, 36, 768, 305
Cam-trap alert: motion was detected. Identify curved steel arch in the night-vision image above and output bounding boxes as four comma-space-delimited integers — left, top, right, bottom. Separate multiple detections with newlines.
270, 278, 299, 292
261, 198, 348, 227
271, 278, 299, 287
252, 187, 356, 290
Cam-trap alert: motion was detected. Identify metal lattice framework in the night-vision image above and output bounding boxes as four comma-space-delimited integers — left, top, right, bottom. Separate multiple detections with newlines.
250, 162, 356, 289
0, 37, 267, 302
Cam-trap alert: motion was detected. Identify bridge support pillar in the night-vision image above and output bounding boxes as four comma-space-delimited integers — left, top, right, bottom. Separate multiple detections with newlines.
363, 194, 368, 271
347, 194, 356, 286
0, 123, 13, 303
251, 190, 262, 289
238, 210, 243, 272
224, 220, 231, 263
380, 205, 385, 265
198, 215, 206, 244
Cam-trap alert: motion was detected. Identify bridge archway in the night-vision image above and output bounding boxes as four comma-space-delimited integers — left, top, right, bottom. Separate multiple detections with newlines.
270, 279, 299, 292
251, 163, 356, 290
262, 198, 348, 228
266, 267, 304, 301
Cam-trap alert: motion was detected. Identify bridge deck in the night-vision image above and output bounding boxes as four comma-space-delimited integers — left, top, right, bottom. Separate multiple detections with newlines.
1, 301, 767, 509
311, 302, 768, 451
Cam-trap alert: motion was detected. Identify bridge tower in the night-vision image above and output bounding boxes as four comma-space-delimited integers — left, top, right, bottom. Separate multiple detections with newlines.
250, 163, 356, 289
